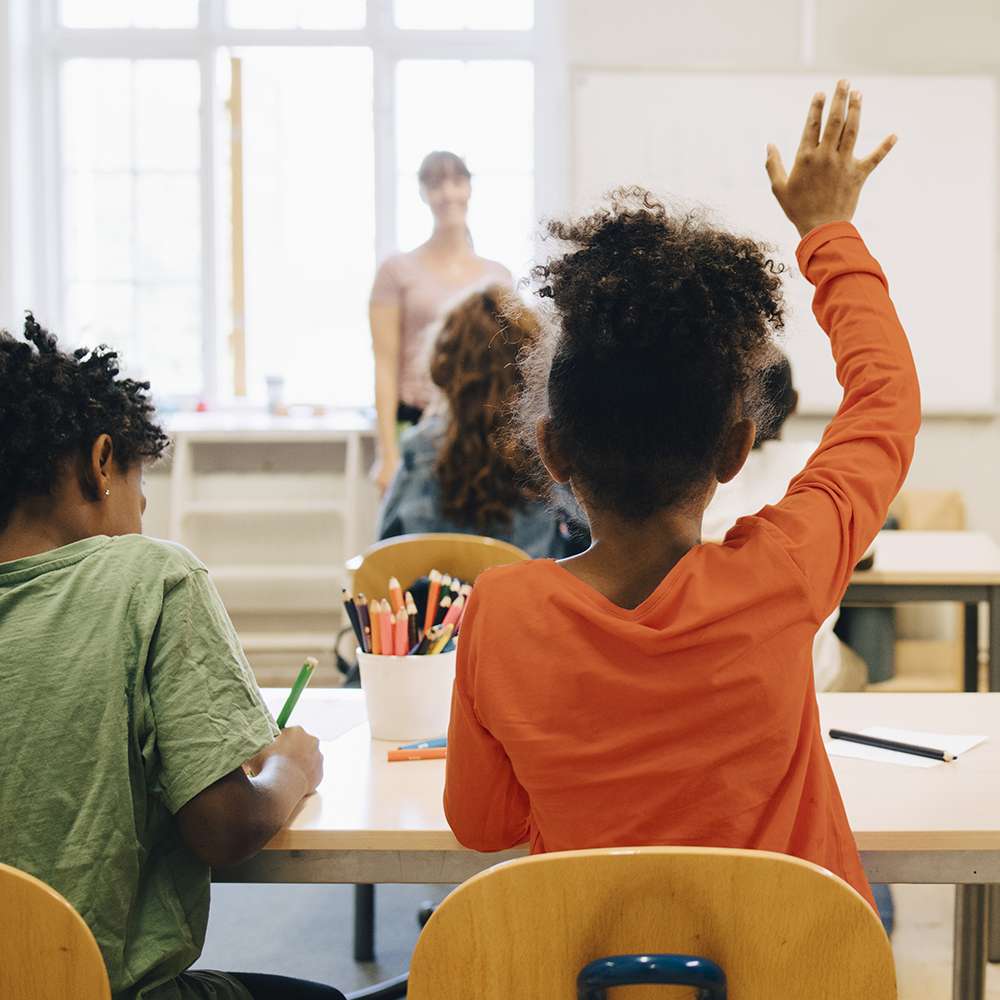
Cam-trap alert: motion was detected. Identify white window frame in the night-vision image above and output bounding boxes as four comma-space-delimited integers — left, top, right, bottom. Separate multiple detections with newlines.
15, 0, 568, 406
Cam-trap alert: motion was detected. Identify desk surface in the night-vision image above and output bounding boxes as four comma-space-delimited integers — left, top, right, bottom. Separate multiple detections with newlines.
260, 689, 1000, 856
852, 531, 1000, 586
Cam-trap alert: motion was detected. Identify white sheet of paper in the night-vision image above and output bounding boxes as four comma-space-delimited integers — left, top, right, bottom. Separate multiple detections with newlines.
826, 727, 988, 768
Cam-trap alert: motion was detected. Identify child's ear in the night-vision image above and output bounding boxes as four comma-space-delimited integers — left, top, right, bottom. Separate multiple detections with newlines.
536, 418, 572, 485
716, 419, 756, 485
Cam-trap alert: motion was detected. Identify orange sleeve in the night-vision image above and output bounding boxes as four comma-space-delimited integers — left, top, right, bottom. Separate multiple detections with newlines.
443, 588, 530, 852
746, 222, 921, 620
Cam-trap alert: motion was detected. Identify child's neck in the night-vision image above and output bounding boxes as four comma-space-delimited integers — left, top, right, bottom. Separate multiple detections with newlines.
558, 504, 704, 611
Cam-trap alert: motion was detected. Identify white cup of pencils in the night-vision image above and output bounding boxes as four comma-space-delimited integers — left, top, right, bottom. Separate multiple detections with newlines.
343, 571, 469, 742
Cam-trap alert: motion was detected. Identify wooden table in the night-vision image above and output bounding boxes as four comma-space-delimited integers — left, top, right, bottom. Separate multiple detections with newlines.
846, 531, 1000, 693
218, 689, 1000, 1000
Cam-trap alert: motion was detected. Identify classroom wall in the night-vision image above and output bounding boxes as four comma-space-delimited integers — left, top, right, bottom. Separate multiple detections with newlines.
567, 0, 1000, 538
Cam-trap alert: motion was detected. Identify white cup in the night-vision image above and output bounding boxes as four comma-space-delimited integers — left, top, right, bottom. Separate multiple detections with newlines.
357, 648, 456, 742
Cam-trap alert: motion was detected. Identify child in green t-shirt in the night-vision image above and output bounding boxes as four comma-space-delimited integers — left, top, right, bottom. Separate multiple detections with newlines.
0, 316, 346, 1000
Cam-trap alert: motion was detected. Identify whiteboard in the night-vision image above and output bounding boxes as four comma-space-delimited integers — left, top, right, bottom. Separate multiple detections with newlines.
573, 72, 997, 414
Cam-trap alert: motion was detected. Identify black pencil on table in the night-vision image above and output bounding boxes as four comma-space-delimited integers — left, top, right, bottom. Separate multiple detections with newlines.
828, 728, 955, 762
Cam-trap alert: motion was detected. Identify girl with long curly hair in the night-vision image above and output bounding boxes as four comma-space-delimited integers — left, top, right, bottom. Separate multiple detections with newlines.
377, 285, 585, 558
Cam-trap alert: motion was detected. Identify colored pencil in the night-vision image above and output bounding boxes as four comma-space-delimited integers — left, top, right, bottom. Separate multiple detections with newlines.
828, 728, 955, 762
399, 738, 447, 749
393, 608, 408, 656
427, 622, 455, 655
442, 594, 464, 629
408, 633, 431, 656
423, 569, 442, 635
388, 576, 405, 614
276, 657, 318, 729
342, 589, 363, 648
369, 600, 382, 655
379, 599, 394, 654
435, 594, 452, 627
357, 595, 372, 653
406, 604, 419, 649
387, 747, 447, 762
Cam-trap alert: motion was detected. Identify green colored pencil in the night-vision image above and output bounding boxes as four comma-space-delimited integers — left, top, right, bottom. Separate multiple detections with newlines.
276, 657, 318, 729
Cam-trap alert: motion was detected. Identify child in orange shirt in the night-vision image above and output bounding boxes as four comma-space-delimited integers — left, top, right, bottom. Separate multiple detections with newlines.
444, 81, 917, 908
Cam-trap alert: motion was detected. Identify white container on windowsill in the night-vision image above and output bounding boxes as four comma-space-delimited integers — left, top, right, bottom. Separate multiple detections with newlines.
357, 648, 456, 742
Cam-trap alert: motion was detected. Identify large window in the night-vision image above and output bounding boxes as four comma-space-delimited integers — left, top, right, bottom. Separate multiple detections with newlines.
34, 0, 553, 408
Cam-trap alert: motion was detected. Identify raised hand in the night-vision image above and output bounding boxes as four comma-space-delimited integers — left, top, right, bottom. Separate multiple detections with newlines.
766, 79, 897, 238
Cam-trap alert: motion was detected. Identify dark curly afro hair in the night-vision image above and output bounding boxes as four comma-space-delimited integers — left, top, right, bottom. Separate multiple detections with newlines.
0, 313, 169, 529
519, 186, 786, 521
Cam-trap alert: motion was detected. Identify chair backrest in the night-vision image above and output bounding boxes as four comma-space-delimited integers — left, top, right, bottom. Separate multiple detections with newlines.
408, 847, 896, 1000
0, 863, 110, 1000
347, 532, 530, 599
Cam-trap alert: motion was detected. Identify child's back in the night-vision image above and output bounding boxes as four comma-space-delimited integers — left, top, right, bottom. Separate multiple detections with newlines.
445, 83, 915, 908
0, 533, 276, 997
0, 316, 338, 1000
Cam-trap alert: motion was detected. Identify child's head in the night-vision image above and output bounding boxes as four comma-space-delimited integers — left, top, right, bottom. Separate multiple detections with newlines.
429, 286, 541, 531
753, 351, 798, 448
523, 187, 785, 522
0, 314, 169, 534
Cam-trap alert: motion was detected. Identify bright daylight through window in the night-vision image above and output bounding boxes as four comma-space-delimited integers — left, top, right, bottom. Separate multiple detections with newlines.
48, 0, 538, 410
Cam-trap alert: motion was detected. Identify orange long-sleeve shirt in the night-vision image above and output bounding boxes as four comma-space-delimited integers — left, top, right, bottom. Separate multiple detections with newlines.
443, 223, 921, 906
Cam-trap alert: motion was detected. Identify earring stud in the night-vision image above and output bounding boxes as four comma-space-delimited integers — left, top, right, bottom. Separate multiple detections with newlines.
105, 489, 110, 496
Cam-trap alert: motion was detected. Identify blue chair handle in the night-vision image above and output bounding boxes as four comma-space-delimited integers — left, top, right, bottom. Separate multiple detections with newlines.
577, 954, 727, 1000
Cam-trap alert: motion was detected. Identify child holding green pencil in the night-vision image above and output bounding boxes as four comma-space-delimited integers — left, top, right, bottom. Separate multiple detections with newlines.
0, 317, 346, 999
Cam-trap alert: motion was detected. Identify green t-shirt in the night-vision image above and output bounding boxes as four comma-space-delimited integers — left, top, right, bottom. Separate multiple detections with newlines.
0, 535, 279, 1000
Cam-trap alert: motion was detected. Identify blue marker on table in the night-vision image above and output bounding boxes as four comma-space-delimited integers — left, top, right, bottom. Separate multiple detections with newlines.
398, 737, 447, 750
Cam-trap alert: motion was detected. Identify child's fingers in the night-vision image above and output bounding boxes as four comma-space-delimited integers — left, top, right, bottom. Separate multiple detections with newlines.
797, 92, 825, 154
765, 144, 788, 191
820, 79, 850, 149
859, 133, 898, 176
839, 90, 862, 157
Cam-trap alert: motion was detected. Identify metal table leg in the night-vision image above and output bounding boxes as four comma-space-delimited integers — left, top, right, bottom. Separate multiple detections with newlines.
954, 885, 987, 999
964, 603, 980, 692
353, 883, 375, 962
990, 588, 1000, 692
989, 590, 1000, 964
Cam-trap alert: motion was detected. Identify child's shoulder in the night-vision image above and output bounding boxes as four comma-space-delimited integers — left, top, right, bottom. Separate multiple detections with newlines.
102, 534, 207, 586
474, 558, 555, 596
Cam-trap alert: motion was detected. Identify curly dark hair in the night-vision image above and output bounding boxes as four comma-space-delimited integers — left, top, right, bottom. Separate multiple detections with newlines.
753, 351, 799, 448
430, 286, 541, 532
521, 186, 786, 521
0, 313, 169, 529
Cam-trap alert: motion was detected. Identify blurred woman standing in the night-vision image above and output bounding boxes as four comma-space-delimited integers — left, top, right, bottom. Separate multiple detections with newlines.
369, 151, 511, 493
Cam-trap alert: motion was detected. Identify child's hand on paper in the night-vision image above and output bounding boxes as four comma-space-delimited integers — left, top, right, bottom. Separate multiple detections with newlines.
766, 79, 897, 238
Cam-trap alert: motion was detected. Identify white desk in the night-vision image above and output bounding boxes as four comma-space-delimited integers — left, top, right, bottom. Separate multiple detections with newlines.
218, 689, 1000, 1000
847, 531, 1000, 693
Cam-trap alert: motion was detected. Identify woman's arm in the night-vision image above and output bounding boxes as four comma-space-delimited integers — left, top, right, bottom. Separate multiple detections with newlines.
370, 302, 402, 494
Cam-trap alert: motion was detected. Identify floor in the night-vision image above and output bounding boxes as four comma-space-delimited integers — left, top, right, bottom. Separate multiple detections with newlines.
195, 882, 1000, 997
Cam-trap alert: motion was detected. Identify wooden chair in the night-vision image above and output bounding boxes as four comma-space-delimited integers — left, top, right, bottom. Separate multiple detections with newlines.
347, 532, 529, 599
408, 847, 896, 999
345, 532, 529, 972
0, 863, 110, 1000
